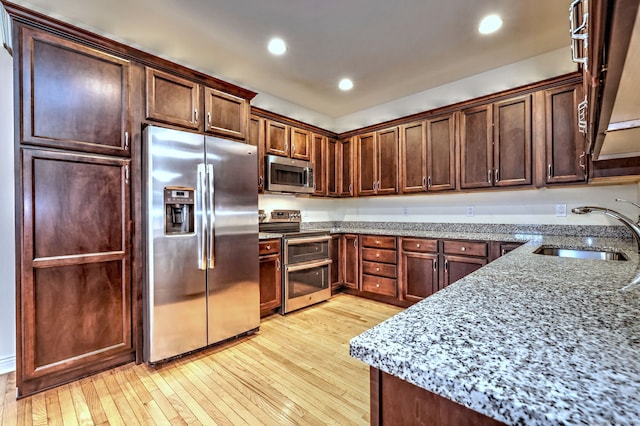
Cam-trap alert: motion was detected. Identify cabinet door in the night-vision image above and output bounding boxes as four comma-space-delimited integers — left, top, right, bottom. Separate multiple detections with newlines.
20, 27, 131, 156
204, 87, 247, 140
340, 138, 354, 197
460, 105, 493, 189
356, 132, 377, 196
545, 84, 587, 183
146, 67, 200, 130
493, 95, 532, 187
342, 235, 359, 289
291, 127, 311, 160
427, 114, 456, 191
312, 133, 327, 196
265, 120, 290, 157
248, 115, 265, 192
259, 253, 282, 316
400, 252, 439, 303
19, 149, 133, 397
331, 235, 341, 293
441, 255, 487, 288
400, 121, 427, 193
376, 127, 399, 195
327, 138, 340, 196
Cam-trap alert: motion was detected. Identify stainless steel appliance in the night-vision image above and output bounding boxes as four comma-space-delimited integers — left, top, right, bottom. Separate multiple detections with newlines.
259, 210, 332, 313
144, 125, 260, 363
265, 155, 314, 194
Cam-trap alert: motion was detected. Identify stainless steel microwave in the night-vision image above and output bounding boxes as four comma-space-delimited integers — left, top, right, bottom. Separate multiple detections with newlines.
265, 155, 314, 194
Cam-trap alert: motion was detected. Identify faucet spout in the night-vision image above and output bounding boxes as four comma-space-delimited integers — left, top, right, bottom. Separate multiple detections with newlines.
572, 206, 640, 253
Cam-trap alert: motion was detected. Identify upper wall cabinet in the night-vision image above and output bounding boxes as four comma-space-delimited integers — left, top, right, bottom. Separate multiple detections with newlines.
203, 87, 247, 140
311, 133, 327, 196
248, 114, 265, 192
356, 127, 399, 196
19, 27, 131, 157
544, 84, 587, 184
460, 95, 532, 189
400, 114, 455, 194
146, 67, 200, 130
265, 120, 311, 160
146, 67, 248, 140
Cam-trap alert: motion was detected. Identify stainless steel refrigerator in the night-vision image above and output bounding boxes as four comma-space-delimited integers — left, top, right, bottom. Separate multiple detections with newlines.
143, 125, 259, 363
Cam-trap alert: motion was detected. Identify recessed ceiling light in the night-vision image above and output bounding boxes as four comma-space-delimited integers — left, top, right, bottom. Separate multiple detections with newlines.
479, 14, 503, 34
268, 37, 287, 55
339, 78, 354, 91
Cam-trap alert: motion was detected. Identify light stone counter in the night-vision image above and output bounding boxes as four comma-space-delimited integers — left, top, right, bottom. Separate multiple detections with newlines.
349, 235, 640, 425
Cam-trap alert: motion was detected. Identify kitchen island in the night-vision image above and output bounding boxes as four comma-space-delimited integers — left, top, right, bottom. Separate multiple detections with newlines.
350, 235, 640, 425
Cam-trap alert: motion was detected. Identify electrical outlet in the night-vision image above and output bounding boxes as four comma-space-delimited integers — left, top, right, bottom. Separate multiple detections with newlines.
466, 205, 474, 217
403, 207, 408, 216
556, 203, 567, 217
356, 208, 360, 217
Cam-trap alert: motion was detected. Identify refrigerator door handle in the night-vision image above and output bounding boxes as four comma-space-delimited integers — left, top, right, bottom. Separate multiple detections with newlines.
207, 163, 216, 269
197, 163, 207, 270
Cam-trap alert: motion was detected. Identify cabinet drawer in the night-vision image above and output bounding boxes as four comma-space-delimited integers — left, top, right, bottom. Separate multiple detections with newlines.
361, 235, 396, 249
362, 248, 396, 264
259, 239, 281, 256
401, 238, 438, 253
362, 261, 396, 279
362, 274, 397, 297
443, 240, 487, 257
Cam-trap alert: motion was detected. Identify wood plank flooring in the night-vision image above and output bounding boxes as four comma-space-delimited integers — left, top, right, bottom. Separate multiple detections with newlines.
1, 294, 402, 425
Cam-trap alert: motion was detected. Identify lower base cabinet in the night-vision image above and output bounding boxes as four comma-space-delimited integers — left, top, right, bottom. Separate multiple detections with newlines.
370, 368, 505, 426
331, 235, 341, 294
341, 234, 359, 290
259, 239, 281, 316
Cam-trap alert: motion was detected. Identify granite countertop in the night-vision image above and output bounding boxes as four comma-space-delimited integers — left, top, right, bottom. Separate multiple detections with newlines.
349, 235, 640, 425
259, 232, 283, 240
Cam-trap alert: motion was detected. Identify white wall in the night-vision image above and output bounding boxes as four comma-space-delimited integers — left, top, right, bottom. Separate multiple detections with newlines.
0, 47, 16, 374
260, 183, 640, 227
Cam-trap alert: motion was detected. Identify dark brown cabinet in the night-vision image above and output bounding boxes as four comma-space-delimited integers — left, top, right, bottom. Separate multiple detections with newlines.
330, 235, 341, 293
259, 239, 282, 317
340, 138, 355, 197
265, 120, 289, 157
19, 27, 131, 157
290, 127, 311, 161
312, 133, 327, 196
341, 234, 359, 289
441, 241, 488, 288
18, 148, 134, 397
356, 128, 399, 196
326, 138, 340, 196
399, 238, 439, 303
400, 116, 456, 193
360, 236, 398, 297
544, 84, 587, 184
461, 95, 532, 189
248, 114, 265, 192
146, 67, 200, 130
146, 67, 248, 140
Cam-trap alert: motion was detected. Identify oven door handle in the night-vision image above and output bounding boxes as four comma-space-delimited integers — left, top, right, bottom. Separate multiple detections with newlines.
285, 235, 332, 245
285, 259, 332, 272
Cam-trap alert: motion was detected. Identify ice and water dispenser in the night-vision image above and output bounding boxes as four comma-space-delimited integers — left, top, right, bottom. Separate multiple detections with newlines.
164, 187, 195, 235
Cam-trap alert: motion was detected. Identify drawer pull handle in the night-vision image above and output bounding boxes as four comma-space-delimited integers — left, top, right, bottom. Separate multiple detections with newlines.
266, 245, 271, 250
461, 247, 466, 252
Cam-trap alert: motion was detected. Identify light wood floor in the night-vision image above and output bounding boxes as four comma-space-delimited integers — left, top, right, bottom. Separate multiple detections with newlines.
0, 294, 402, 425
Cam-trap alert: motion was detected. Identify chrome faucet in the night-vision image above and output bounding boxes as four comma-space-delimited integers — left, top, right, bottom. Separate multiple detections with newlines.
572, 199, 640, 252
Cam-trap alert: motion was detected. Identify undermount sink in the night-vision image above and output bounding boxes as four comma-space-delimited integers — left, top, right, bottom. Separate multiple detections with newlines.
533, 246, 628, 261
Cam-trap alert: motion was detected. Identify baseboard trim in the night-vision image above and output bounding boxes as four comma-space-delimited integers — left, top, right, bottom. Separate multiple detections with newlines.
0, 355, 16, 374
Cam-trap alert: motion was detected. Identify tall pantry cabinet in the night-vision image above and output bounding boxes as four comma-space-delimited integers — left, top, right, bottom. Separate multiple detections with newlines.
14, 24, 135, 397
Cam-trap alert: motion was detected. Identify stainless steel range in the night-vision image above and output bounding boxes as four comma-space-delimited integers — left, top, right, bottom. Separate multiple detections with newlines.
259, 210, 332, 314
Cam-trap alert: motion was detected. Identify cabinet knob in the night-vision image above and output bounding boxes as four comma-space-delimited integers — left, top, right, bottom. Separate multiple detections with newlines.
266, 245, 271, 250
376, 284, 380, 288
461, 246, 466, 252
375, 267, 380, 272
375, 240, 380, 245
376, 253, 380, 258
416, 243, 421, 248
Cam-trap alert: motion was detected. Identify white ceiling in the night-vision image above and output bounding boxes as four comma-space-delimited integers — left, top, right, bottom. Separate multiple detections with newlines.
11, 0, 571, 119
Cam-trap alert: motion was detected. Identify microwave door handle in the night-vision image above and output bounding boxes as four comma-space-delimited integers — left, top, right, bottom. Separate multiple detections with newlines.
207, 163, 215, 269
197, 163, 207, 270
